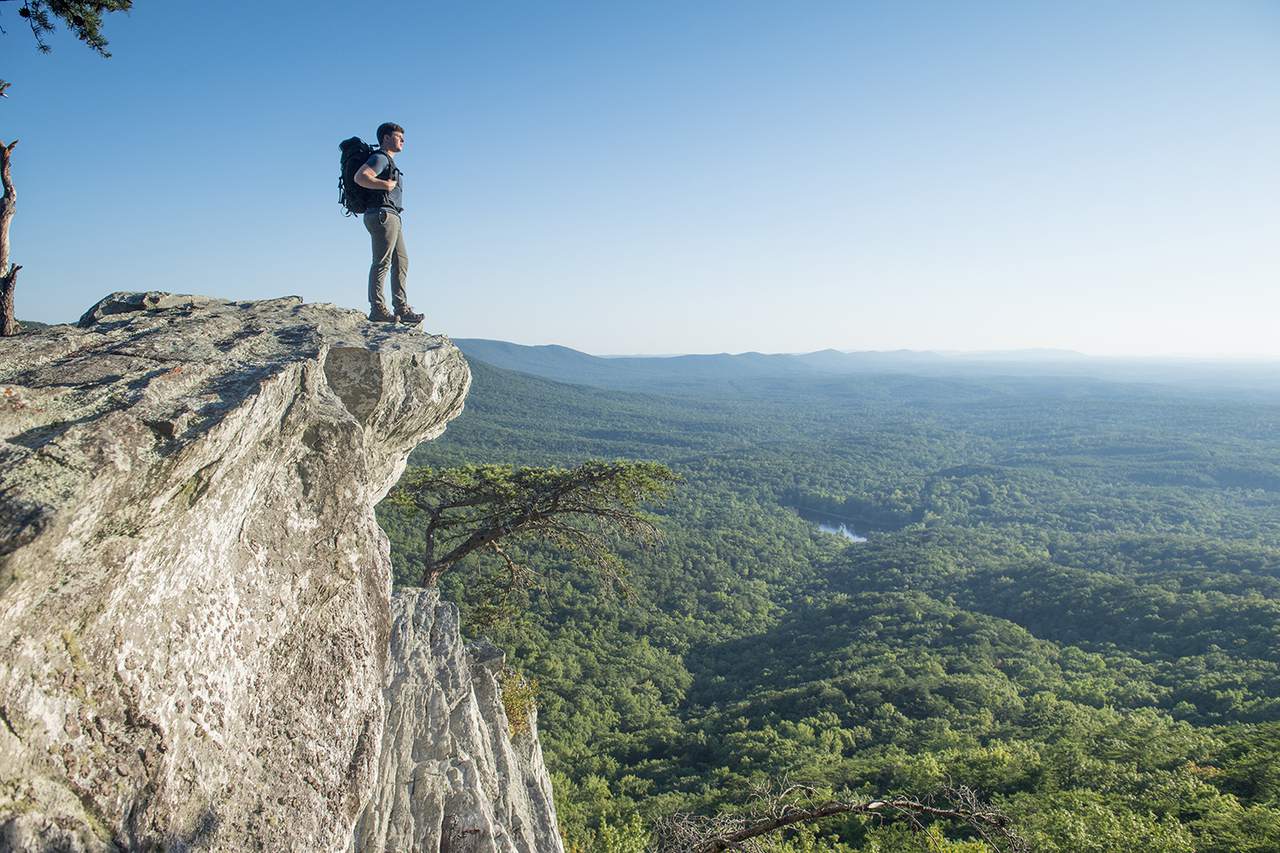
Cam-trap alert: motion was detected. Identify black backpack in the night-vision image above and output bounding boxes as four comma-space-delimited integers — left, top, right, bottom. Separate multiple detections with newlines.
338, 137, 384, 216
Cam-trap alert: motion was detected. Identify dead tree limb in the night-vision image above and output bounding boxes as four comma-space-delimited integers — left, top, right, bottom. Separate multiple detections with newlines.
1, 138, 20, 337
650, 783, 1028, 853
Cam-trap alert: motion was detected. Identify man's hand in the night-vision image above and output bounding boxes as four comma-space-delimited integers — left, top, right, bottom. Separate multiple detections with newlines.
355, 165, 396, 191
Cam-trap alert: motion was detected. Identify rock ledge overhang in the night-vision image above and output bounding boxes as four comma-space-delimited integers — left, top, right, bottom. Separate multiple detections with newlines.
0, 292, 470, 851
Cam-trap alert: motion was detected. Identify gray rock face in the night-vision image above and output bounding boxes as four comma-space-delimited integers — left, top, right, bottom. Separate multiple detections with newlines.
0, 293, 475, 850
355, 589, 563, 853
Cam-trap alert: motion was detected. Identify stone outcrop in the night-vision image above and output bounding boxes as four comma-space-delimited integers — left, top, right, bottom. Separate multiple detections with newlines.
0, 293, 562, 850
356, 589, 563, 853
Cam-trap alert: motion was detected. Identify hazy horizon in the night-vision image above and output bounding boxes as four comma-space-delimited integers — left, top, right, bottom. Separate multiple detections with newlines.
462, 337, 1280, 364
6, 1, 1278, 358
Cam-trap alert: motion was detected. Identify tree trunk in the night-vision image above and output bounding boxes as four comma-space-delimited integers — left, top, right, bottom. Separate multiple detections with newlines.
0, 266, 20, 337
0, 139, 19, 337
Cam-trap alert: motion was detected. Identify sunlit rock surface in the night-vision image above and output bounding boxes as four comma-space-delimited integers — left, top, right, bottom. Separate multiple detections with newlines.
355, 588, 563, 853
0, 293, 479, 851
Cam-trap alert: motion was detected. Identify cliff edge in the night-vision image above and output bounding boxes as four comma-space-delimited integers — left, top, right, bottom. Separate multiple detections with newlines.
0, 293, 552, 851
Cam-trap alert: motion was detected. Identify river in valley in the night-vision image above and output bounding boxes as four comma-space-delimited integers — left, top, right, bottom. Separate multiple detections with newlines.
795, 508, 868, 543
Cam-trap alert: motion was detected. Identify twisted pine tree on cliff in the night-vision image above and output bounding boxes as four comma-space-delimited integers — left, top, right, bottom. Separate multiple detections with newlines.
388, 460, 678, 589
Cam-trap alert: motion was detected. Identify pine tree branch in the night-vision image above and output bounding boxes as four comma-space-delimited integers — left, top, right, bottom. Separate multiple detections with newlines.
394, 461, 676, 588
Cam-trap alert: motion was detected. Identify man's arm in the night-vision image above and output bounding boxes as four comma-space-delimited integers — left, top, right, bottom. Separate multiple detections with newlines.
354, 165, 397, 191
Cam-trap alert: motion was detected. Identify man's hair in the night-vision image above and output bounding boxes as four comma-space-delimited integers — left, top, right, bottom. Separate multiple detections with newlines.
376, 122, 405, 146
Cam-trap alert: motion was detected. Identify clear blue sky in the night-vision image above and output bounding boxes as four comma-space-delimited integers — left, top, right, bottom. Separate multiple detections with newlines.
4, 0, 1278, 356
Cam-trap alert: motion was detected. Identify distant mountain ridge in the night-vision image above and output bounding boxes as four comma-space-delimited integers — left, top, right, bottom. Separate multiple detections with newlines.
453, 338, 1280, 396
454, 338, 823, 388
454, 338, 1001, 384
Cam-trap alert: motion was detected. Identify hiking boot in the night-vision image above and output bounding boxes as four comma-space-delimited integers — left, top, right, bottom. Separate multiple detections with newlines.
368, 306, 396, 323
396, 308, 425, 326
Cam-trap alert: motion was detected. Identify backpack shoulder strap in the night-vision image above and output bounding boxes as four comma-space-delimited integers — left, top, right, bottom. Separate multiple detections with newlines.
374, 148, 400, 178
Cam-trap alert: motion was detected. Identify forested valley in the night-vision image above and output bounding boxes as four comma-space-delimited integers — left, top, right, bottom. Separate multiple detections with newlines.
378, 348, 1280, 852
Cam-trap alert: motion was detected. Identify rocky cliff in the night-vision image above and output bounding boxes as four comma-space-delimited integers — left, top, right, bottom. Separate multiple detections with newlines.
0, 293, 561, 851
356, 590, 561, 853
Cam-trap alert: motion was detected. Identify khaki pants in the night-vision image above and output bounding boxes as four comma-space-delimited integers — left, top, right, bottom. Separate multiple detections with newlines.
364, 208, 409, 313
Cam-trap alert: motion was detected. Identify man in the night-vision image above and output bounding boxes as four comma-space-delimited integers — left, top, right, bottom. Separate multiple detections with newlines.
355, 122, 423, 324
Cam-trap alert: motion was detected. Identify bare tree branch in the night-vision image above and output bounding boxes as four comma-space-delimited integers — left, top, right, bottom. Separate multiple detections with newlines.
649, 783, 1028, 853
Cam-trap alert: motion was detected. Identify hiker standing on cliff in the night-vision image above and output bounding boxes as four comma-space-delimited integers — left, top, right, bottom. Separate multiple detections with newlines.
355, 122, 423, 325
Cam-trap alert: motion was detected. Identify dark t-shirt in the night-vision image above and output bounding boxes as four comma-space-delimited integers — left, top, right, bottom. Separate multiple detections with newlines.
364, 151, 403, 213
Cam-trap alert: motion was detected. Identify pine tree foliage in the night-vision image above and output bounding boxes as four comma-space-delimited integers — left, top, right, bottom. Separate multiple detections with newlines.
2, 0, 131, 56
387, 460, 678, 588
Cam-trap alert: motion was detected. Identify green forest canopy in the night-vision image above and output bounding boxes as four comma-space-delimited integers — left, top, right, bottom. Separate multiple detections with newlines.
379, 353, 1280, 852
